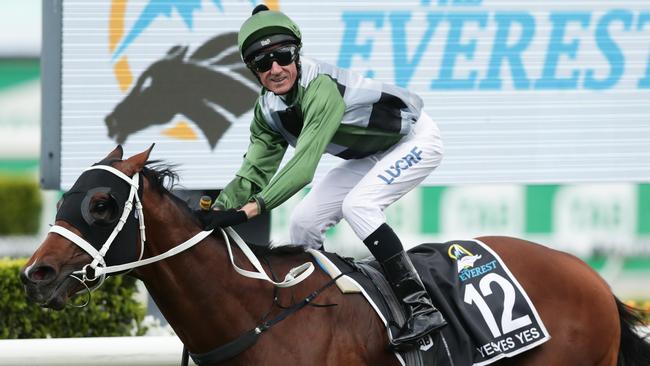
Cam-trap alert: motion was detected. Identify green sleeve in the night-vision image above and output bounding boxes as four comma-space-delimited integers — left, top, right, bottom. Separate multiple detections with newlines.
254, 75, 346, 211
215, 102, 288, 209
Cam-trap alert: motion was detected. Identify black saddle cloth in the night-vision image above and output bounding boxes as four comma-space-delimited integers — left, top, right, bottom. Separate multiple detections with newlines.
319, 239, 550, 366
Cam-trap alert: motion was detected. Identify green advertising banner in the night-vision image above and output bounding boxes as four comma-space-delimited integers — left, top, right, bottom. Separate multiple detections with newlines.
271, 184, 650, 259
0, 58, 40, 174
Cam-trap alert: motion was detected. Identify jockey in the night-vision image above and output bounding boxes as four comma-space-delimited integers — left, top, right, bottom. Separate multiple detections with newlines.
198, 4, 446, 348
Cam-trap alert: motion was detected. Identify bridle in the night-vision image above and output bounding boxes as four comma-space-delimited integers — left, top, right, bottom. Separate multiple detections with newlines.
50, 165, 145, 290
49, 164, 314, 299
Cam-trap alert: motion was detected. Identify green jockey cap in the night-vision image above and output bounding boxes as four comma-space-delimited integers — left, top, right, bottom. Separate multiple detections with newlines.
238, 5, 302, 62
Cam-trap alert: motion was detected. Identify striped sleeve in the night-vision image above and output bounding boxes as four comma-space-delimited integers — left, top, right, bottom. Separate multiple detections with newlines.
215, 102, 288, 209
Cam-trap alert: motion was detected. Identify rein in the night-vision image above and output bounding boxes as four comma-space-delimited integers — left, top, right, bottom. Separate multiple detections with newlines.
49, 164, 314, 294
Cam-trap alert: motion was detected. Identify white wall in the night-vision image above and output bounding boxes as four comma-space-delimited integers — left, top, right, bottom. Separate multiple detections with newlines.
0, 0, 40, 57
0, 337, 196, 366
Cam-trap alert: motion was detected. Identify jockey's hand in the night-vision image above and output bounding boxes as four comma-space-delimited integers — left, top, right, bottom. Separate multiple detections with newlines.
193, 208, 248, 230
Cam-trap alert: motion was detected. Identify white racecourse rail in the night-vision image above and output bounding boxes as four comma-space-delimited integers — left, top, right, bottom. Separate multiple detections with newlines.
1, 330, 649, 365
0, 336, 196, 366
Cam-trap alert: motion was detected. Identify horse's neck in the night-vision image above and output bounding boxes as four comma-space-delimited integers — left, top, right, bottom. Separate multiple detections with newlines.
136, 192, 269, 352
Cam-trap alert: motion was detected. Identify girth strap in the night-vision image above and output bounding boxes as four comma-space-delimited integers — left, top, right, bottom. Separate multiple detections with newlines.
186, 272, 348, 366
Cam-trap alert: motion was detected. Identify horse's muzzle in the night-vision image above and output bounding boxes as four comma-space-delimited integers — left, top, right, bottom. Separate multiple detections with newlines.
21, 264, 78, 310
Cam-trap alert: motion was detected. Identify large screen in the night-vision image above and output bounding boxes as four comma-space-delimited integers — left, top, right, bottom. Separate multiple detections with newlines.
48, 0, 650, 189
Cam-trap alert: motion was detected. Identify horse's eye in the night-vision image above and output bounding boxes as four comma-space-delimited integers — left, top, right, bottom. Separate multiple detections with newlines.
90, 197, 118, 225
140, 76, 152, 91
95, 201, 108, 213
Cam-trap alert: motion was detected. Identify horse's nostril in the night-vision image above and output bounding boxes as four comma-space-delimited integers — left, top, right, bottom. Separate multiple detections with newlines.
28, 265, 57, 283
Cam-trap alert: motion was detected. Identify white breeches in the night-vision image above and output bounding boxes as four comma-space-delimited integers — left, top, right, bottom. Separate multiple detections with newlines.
289, 112, 443, 249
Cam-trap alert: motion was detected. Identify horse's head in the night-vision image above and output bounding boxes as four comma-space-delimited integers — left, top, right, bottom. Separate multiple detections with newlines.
104, 32, 259, 149
21, 145, 154, 310
105, 46, 190, 143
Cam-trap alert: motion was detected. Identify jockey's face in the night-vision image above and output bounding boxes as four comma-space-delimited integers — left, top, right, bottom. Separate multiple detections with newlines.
258, 60, 298, 95
250, 44, 299, 95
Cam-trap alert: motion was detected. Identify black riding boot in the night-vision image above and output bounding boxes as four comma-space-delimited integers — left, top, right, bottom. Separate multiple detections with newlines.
381, 251, 447, 347
363, 224, 447, 348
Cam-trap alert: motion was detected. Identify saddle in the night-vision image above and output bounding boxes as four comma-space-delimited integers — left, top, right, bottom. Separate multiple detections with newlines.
308, 239, 551, 366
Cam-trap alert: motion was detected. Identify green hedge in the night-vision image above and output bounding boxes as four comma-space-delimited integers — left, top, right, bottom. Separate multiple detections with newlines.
0, 177, 42, 235
0, 258, 147, 339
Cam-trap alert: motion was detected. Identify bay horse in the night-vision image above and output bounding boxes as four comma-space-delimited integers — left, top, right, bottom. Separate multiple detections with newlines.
21, 146, 650, 366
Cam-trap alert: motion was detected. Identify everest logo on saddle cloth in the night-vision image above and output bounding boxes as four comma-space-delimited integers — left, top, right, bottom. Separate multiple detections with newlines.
448, 244, 483, 272
105, 0, 262, 149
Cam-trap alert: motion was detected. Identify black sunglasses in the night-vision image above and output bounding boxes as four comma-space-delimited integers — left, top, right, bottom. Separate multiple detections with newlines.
248, 45, 298, 73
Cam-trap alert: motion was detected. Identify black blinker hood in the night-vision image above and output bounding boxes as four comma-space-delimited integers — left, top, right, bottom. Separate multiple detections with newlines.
55, 166, 141, 267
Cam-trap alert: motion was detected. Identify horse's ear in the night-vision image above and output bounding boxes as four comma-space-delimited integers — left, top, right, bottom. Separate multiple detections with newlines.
166, 45, 188, 61
122, 143, 155, 175
105, 145, 124, 161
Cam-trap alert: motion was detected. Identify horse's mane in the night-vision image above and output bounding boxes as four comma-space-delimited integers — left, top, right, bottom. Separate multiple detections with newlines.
140, 160, 310, 257
141, 161, 196, 217
141, 160, 179, 193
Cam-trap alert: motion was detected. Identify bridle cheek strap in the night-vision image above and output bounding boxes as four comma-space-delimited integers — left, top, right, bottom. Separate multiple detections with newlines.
87, 165, 147, 246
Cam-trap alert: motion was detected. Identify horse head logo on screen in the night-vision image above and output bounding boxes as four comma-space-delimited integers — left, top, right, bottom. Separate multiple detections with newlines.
105, 1, 260, 149
105, 33, 258, 148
